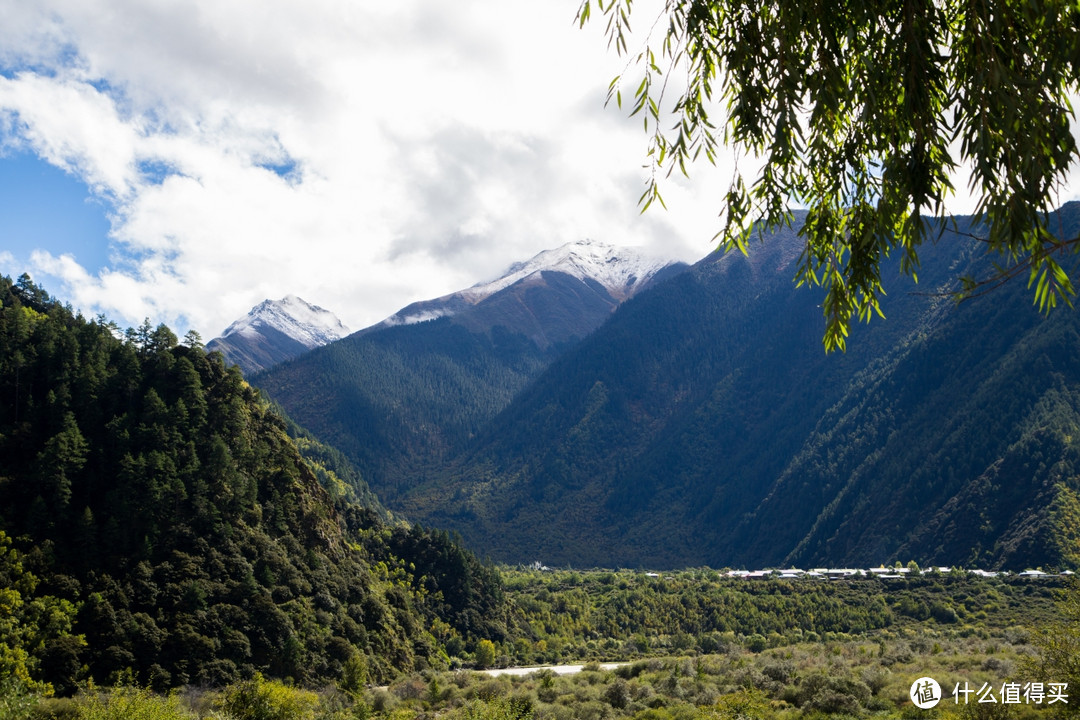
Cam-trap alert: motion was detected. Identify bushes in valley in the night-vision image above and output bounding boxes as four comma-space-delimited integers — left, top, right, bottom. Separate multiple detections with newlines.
0, 621, 1060, 720
365, 629, 1045, 720
493, 569, 1061, 667
70, 686, 195, 720
217, 673, 320, 720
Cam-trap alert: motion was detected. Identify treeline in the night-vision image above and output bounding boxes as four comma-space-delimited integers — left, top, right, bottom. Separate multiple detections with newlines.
0, 274, 510, 695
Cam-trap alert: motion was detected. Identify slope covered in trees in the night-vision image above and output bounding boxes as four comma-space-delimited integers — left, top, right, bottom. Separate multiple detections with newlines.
0, 274, 509, 694
252, 256, 689, 505
251, 309, 556, 504
393, 205, 1080, 570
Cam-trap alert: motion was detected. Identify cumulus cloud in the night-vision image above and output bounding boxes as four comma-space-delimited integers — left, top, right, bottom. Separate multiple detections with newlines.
0, 0, 737, 336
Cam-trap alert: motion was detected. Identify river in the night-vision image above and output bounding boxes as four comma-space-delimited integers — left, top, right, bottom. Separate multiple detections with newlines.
480, 662, 628, 677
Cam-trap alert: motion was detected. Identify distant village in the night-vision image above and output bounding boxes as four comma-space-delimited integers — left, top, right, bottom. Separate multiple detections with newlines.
529, 562, 1075, 580
718, 566, 1075, 580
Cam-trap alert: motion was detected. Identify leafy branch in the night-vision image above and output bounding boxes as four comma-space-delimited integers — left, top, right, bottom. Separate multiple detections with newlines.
578, 0, 1080, 350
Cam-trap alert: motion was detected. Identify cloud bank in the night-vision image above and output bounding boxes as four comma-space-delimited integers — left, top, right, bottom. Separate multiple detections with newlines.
4, 1, 1069, 336
0, 0, 733, 335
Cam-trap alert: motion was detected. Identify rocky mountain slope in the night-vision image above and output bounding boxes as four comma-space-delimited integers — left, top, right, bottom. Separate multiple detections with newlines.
365, 239, 686, 348
207, 295, 350, 375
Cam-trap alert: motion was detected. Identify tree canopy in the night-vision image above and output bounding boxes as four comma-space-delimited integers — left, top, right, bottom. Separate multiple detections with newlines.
579, 0, 1080, 350
0, 274, 513, 692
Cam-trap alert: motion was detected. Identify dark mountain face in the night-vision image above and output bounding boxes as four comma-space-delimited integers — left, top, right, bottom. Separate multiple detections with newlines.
207, 321, 314, 376
253, 316, 554, 502
389, 205, 1080, 570
253, 256, 689, 502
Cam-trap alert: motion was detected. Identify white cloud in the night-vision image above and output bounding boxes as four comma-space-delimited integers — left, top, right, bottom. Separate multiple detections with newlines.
0, 251, 15, 277
0, 74, 139, 198
8, 0, 1054, 339
1, 0, 724, 337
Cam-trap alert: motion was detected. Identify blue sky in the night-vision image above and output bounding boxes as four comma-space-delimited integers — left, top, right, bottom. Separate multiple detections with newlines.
0, 151, 112, 278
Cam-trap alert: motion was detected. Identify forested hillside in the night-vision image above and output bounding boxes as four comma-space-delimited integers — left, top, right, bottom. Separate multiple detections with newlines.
0, 275, 509, 694
393, 206, 1080, 570
252, 311, 556, 503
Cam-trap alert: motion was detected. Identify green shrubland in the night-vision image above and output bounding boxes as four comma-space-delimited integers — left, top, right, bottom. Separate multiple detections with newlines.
486, 569, 1062, 666
1, 571, 1075, 720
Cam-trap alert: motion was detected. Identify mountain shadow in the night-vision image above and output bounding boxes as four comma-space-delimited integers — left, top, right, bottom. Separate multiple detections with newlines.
395, 205, 1080, 571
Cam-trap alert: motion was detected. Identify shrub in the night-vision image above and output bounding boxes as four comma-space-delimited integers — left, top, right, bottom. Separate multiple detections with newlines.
0, 678, 38, 720
27, 698, 80, 720
798, 674, 872, 715
930, 602, 960, 624
745, 636, 767, 654
981, 657, 1014, 677
475, 641, 497, 670
705, 689, 771, 720
369, 690, 395, 714
390, 675, 426, 701
632, 709, 672, 720
217, 674, 319, 720
469, 679, 511, 702
860, 666, 891, 695
604, 680, 630, 710
457, 697, 533, 720
881, 642, 914, 666
615, 662, 649, 681
75, 686, 194, 720
761, 661, 795, 685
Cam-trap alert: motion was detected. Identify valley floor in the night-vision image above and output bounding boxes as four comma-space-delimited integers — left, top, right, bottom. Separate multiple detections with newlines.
13, 630, 1068, 720
8, 568, 1077, 720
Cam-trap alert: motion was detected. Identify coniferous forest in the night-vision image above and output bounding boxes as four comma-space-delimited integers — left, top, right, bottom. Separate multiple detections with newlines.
0, 274, 508, 696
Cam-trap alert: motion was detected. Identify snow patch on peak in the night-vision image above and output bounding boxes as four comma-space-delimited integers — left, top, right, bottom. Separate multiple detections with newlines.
221, 296, 350, 349
464, 239, 674, 302
365, 239, 681, 334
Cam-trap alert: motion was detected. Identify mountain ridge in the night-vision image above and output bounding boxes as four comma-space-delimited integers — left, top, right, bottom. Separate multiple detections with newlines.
386, 204, 1080, 570
369, 239, 685, 335
252, 240, 690, 498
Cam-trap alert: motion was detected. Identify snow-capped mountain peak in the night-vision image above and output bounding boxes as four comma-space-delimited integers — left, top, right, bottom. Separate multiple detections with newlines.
220, 295, 350, 350
377, 239, 680, 330
465, 239, 673, 303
